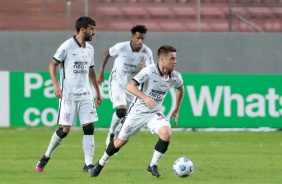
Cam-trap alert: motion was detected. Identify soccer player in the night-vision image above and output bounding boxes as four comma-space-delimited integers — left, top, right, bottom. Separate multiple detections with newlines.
96, 25, 154, 148
91, 45, 184, 178
35, 16, 102, 173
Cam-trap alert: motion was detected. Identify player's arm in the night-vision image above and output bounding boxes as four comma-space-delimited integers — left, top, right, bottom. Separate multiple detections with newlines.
127, 80, 157, 108
97, 50, 111, 85
89, 67, 102, 106
48, 59, 62, 99
170, 85, 184, 126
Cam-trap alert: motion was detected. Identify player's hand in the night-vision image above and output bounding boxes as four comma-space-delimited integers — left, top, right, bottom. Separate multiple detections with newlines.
170, 110, 179, 127
140, 61, 145, 69
96, 73, 104, 86
54, 84, 63, 99
144, 96, 157, 108
95, 94, 102, 107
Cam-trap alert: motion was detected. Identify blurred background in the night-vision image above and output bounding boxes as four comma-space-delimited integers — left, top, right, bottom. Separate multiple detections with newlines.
1, 0, 282, 73
2, 0, 282, 32
1, 0, 282, 128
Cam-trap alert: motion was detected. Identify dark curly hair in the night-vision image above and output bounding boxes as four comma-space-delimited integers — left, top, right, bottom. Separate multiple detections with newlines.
131, 25, 148, 34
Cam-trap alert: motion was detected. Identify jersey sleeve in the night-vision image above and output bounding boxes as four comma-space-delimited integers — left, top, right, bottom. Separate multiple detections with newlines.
174, 71, 184, 89
90, 47, 94, 67
109, 42, 123, 57
132, 66, 151, 86
53, 42, 68, 63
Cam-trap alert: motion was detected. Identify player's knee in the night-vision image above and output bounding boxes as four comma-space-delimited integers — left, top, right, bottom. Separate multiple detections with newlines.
158, 127, 171, 141
56, 127, 68, 138
83, 123, 94, 135
106, 141, 120, 156
155, 138, 170, 154
116, 109, 127, 119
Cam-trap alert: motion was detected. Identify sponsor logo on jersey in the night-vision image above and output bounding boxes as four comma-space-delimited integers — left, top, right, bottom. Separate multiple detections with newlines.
124, 63, 137, 67
73, 61, 87, 74
149, 89, 166, 102
151, 89, 166, 95
122, 63, 138, 74
136, 109, 158, 114
136, 73, 148, 82
69, 91, 90, 96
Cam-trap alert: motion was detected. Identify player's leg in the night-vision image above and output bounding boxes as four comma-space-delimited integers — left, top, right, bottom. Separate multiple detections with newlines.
147, 113, 172, 177
35, 100, 75, 172
35, 126, 70, 172
91, 112, 143, 177
112, 93, 134, 139
106, 88, 127, 148
106, 107, 126, 144
82, 123, 95, 172
79, 99, 98, 172
91, 136, 128, 177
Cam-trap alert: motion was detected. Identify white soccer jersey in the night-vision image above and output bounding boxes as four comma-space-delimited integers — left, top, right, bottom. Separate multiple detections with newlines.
129, 64, 183, 113
109, 41, 154, 89
53, 36, 94, 101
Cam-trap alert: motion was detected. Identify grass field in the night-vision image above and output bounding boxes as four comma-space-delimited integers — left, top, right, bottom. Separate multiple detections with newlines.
0, 127, 282, 184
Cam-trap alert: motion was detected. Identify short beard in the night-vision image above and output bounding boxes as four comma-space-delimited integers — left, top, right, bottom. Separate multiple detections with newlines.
85, 36, 91, 41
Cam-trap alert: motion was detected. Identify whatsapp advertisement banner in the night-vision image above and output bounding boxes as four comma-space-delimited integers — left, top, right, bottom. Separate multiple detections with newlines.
1, 71, 282, 128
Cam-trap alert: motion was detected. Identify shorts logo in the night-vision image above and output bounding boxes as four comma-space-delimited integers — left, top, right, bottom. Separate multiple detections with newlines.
90, 110, 97, 117
115, 96, 121, 102
63, 113, 70, 122
124, 125, 132, 134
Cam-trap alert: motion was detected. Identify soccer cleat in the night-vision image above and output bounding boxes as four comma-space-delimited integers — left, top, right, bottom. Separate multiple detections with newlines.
105, 133, 115, 149
83, 164, 94, 172
90, 162, 104, 177
147, 164, 161, 177
35, 155, 50, 172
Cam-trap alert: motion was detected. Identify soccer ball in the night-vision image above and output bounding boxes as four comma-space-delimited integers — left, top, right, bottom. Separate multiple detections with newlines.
173, 157, 194, 178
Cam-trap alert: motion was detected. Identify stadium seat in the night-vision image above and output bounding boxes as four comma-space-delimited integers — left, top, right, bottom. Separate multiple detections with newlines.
171, 7, 197, 18
121, 6, 149, 18
1, 0, 282, 32
147, 7, 174, 18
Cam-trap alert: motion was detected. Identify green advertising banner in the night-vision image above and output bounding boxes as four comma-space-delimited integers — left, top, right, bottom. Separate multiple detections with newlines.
2, 71, 282, 128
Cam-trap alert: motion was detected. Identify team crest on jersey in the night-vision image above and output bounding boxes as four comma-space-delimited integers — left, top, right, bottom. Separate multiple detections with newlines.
63, 113, 70, 122
124, 125, 133, 134
131, 53, 142, 61
87, 51, 92, 60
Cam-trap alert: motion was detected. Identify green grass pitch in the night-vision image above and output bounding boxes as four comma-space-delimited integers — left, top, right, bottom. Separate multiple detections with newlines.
0, 128, 282, 184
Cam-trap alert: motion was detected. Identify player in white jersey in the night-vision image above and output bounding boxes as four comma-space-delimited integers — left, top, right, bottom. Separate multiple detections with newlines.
91, 45, 184, 178
35, 16, 102, 173
96, 25, 154, 148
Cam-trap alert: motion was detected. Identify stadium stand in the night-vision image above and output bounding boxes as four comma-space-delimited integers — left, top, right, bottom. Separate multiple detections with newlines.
0, 0, 282, 32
